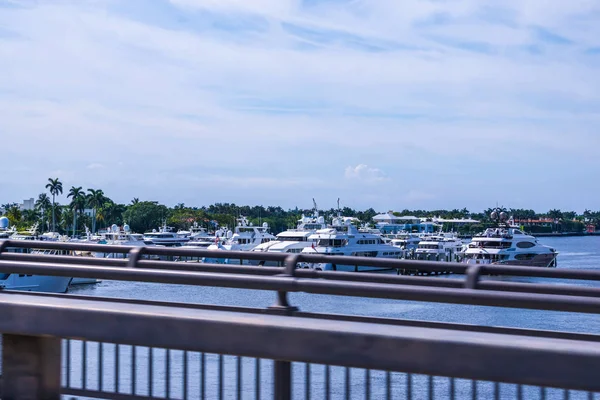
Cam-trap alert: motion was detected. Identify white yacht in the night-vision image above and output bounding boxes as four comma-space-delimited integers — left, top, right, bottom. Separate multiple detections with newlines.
1, 225, 73, 292
0, 270, 72, 293
249, 206, 327, 264
178, 222, 213, 240
222, 216, 276, 251
463, 226, 558, 267
143, 222, 190, 247
300, 216, 403, 271
200, 217, 276, 264
385, 232, 421, 252
414, 232, 463, 261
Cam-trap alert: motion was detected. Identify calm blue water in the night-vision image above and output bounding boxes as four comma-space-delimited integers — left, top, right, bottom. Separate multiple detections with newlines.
70, 236, 600, 333
65, 236, 600, 399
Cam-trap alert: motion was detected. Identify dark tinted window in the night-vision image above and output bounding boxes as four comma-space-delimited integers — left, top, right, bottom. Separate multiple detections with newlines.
516, 241, 535, 249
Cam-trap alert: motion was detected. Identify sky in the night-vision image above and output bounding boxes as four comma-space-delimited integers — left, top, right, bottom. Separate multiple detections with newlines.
1, 0, 599, 213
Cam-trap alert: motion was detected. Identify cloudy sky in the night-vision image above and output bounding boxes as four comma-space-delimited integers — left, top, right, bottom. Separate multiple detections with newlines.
1, 0, 599, 212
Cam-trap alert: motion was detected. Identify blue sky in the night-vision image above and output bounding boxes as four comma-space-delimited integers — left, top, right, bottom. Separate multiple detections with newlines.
1, 0, 599, 212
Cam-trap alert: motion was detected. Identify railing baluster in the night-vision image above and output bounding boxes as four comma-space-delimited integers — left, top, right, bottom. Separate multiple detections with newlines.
219, 354, 224, 400
274, 360, 291, 400
450, 377, 456, 400
236, 356, 242, 400
386, 371, 391, 400
325, 365, 330, 400
201, 353, 206, 400
517, 384, 523, 400
407, 373, 413, 400
115, 344, 120, 394
115, 344, 121, 393
132, 345, 137, 396
148, 347, 154, 398
471, 380, 477, 400
183, 350, 188, 400
166, 349, 171, 399
494, 382, 500, 400
345, 367, 351, 400
306, 363, 311, 400
66, 339, 71, 388
82, 340, 87, 390
255, 358, 260, 400
98, 342, 103, 392
428, 375, 433, 400
365, 369, 371, 400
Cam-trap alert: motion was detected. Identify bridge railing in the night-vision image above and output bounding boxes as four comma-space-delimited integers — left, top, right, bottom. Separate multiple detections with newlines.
0, 240, 599, 399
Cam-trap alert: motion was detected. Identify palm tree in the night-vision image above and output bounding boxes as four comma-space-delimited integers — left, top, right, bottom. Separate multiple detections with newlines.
35, 193, 51, 231
5, 204, 22, 227
67, 186, 85, 238
45, 178, 63, 232
131, 198, 140, 205
86, 189, 105, 233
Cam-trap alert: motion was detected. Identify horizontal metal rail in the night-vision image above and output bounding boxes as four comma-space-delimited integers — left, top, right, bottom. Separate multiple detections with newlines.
4, 252, 600, 299
1, 258, 600, 315
1, 292, 600, 392
2, 239, 598, 280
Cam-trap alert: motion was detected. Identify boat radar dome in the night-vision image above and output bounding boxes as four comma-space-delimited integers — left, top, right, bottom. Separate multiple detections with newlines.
317, 216, 325, 224
111, 224, 119, 233
0, 216, 8, 229
123, 224, 131, 232
262, 222, 268, 228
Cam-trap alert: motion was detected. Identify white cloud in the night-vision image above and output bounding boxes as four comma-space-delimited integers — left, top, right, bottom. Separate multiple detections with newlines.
344, 164, 389, 184
0, 0, 599, 211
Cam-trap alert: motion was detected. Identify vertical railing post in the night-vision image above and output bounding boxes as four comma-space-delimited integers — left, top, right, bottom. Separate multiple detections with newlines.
274, 360, 292, 400
1, 333, 61, 400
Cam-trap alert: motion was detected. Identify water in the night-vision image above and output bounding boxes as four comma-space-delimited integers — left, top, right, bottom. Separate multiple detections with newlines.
64, 236, 600, 399
69, 235, 600, 333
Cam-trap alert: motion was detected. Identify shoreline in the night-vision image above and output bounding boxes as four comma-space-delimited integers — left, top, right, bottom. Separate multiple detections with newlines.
458, 232, 600, 239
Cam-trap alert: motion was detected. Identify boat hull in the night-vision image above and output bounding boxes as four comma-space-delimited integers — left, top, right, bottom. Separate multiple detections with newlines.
0, 274, 72, 293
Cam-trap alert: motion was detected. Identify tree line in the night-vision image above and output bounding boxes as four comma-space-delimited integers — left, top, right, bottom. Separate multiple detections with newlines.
1, 178, 599, 236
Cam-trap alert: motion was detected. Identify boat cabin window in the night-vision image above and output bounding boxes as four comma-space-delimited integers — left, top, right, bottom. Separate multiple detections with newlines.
304, 224, 322, 230
317, 239, 345, 247
516, 241, 535, 249
515, 253, 536, 261
278, 236, 304, 242
474, 241, 512, 249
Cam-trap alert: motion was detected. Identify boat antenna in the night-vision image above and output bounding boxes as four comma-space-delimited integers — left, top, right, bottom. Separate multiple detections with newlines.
337, 198, 341, 217
312, 198, 318, 217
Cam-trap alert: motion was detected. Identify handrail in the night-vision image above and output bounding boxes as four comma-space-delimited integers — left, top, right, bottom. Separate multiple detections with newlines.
0, 239, 597, 280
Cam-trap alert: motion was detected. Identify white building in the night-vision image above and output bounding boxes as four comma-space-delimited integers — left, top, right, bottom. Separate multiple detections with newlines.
19, 198, 35, 211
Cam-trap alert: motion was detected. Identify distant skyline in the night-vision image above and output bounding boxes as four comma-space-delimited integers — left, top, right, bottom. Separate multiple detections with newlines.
1, 0, 599, 212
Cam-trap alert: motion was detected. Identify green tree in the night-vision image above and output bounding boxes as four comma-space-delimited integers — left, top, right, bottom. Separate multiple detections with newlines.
86, 189, 106, 233
45, 178, 63, 232
122, 201, 169, 233
4, 204, 21, 227
67, 186, 86, 237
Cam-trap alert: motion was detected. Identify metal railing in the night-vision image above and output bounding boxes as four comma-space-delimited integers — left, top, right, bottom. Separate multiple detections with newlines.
0, 240, 599, 399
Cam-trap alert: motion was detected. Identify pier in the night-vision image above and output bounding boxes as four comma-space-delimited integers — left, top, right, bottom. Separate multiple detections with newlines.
0, 240, 599, 399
